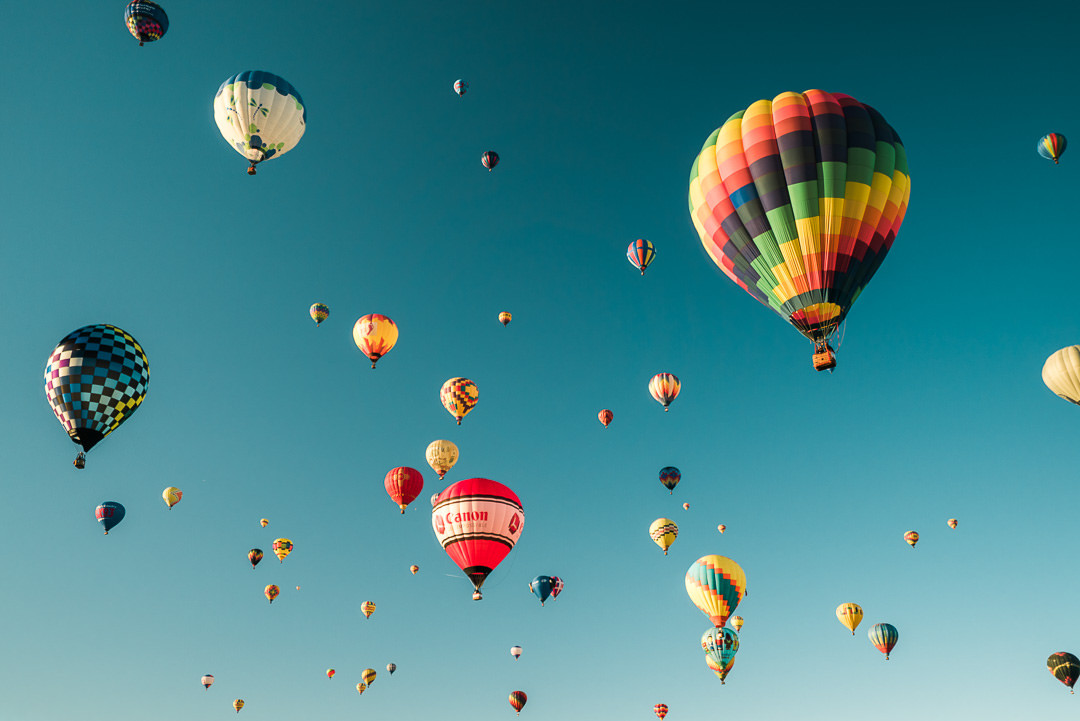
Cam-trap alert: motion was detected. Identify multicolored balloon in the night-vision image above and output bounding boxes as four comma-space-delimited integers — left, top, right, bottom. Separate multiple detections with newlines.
649, 373, 680, 411
868, 622, 898, 659
509, 691, 527, 715
264, 585, 280, 604
627, 239, 655, 276
454, 79, 467, 97
1048, 652, 1080, 693
1042, 346, 1080, 405
95, 502, 126, 535
125, 1, 168, 46
685, 555, 746, 628
326, 669, 335, 679
355, 683, 366, 695
598, 409, 613, 427
1038, 133, 1067, 164
201, 674, 214, 689
836, 603, 863, 635
213, 71, 306, 175
45, 325, 149, 464
499, 312, 512, 326
361, 601, 376, 618
361, 668, 376, 686
272, 538, 293, 562
706, 654, 735, 683
688, 90, 910, 370
648, 518, 678, 555
410, 564, 419, 575
386, 663, 396, 675
659, 467, 680, 493
352, 314, 398, 368
162, 487, 182, 509
482, 151, 499, 171
433, 478, 524, 600
654, 703, 668, 720
903, 531, 919, 548
248, 548, 263, 569
701, 626, 740, 669
511, 645, 522, 660
440, 377, 478, 425
947, 518, 958, 529
260, 518, 269, 528
309, 303, 329, 326
730, 616, 743, 632
233, 699, 244, 713
717, 524, 726, 533
385, 466, 424, 513
682, 502, 690, 510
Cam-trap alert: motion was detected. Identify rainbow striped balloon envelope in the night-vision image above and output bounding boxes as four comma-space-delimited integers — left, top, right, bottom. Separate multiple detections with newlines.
689, 90, 910, 359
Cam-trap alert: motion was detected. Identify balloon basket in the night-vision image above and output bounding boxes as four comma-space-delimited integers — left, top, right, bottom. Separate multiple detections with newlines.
813, 350, 836, 371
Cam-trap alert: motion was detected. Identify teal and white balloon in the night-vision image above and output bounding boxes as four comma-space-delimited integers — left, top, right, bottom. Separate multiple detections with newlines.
213, 71, 306, 175
700, 626, 739, 669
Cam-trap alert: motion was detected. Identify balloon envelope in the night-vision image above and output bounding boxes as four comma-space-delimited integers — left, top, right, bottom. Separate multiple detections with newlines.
95, 502, 126, 534
730, 616, 743, 632
627, 239, 656, 275
904, 531, 919, 548
649, 373, 680, 410
201, 674, 214, 689
361, 601, 376, 618
598, 409, 613, 427
260, 518, 269, 527
310, 303, 329, 326
386, 663, 396, 675
648, 518, 678, 555
1042, 346, 1080, 405
659, 466, 680, 493
685, 555, 746, 628
701, 626, 740, 668
361, 669, 376, 686
272, 538, 293, 562
264, 585, 280, 603
385, 466, 424, 513
499, 311, 512, 326
1048, 652, 1080, 692
509, 691, 527, 714
162, 487, 182, 509
248, 548, 263, 568
868, 622, 898, 659
654, 703, 668, 720
352, 314, 398, 368
425, 440, 459, 479
454, 79, 467, 96
233, 699, 244, 713
326, 669, 335, 679
213, 71, 306, 174
510, 645, 522, 659
1038, 133, 1067, 164
947, 518, 958, 529
125, 1, 168, 44
836, 603, 863, 634
440, 378, 479, 424
482, 151, 499, 170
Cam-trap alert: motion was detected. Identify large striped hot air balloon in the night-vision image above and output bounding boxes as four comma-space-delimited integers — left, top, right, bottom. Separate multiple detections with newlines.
685, 555, 746, 628
1048, 652, 1080, 693
868, 622, 898, 659
213, 71, 306, 175
689, 90, 910, 371
1038, 133, 1067, 164
432, 478, 524, 600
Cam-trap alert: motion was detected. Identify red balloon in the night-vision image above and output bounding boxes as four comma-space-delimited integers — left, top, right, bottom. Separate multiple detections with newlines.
509, 691, 527, 715
385, 467, 425, 514
432, 478, 524, 600
598, 409, 613, 427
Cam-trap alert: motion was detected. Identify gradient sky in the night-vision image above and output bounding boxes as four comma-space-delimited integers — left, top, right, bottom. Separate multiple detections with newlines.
1, 1, 1079, 719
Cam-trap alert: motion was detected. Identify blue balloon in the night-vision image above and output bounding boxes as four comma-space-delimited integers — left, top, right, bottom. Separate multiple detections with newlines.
96, 502, 126, 535
529, 575, 563, 606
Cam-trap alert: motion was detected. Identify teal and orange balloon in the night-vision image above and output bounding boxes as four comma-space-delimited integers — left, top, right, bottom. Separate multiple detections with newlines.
627, 239, 656, 275
689, 91, 911, 371
685, 555, 746, 628
1048, 652, 1080, 693
868, 622, 898, 659
310, 303, 329, 326
1039, 133, 1067, 164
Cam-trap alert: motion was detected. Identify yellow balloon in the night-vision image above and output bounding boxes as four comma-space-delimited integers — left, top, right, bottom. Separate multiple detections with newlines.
361, 668, 376, 686
1043, 346, 1080, 405
425, 440, 459, 480
352, 314, 399, 369
162, 487, 182, 509
685, 555, 746, 628
356, 682, 367, 695
835, 602, 863, 635
648, 518, 678, 555
233, 699, 245, 713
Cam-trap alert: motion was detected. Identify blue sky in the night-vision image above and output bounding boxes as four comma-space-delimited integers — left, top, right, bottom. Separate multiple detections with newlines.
1, 1, 1079, 719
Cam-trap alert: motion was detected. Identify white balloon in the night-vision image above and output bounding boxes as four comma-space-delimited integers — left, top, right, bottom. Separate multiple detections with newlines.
213, 71, 306, 173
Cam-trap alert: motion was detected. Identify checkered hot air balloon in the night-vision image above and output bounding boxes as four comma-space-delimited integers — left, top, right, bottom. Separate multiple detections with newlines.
272, 538, 293, 562
627, 239, 655, 275
1038, 133, 1067, 164
654, 704, 669, 720
384, 466, 424, 513
649, 373, 680, 411
213, 71, 306, 175
124, 1, 168, 46
685, 555, 746, 628
868, 622, 898, 660
440, 377, 478, 424
433, 478, 523, 600
689, 90, 911, 371
45, 325, 149, 466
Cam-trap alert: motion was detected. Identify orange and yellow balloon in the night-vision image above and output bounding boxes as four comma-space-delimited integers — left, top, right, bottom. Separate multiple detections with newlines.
260, 518, 269, 528
233, 699, 244, 713
326, 669, 335, 679
264, 584, 280, 604
272, 538, 293, 562
410, 564, 419, 574
731, 616, 743, 632
440, 377, 478, 425
947, 518, 958, 529
355, 682, 367, 695
162, 486, 182, 509
361, 601, 376, 618
904, 530, 919, 548
499, 312, 512, 326
352, 314, 398, 369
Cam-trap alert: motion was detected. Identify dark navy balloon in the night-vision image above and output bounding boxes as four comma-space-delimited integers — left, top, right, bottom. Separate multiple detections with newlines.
125, 1, 169, 46
96, 502, 126, 535
528, 575, 560, 606
659, 466, 681, 494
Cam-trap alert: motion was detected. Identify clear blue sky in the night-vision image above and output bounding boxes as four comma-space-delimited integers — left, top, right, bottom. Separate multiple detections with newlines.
1, 1, 1078, 719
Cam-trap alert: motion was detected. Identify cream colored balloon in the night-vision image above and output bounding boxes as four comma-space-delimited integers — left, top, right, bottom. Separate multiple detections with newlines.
425, 440, 459, 480
1043, 346, 1080, 405
213, 71, 306, 174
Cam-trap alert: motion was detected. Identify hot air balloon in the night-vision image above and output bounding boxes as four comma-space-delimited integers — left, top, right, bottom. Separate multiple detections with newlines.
509, 691, 527, 715
947, 518, 958, 529
701, 626, 740, 669
731, 616, 744, 632
326, 669, 335, 679
550, 577, 564, 599
440, 377, 478, 425
511, 646, 522, 660
361, 601, 376, 618
649, 518, 678, 555
1042, 346, 1080, 405
598, 409, 613, 427
706, 654, 735, 683
124, 1, 168, 46
310, 303, 329, 326
1048, 652, 1080, 693
499, 312, 512, 326
431, 493, 440, 507
425, 440, 458, 480
95, 502, 125, 535
654, 704, 669, 720
658, 467, 680, 493
386, 663, 396, 675
248, 548, 264, 569
265, 585, 280, 604
1039, 133, 1067, 164
682, 503, 690, 510
868, 622, 898, 659
201, 674, 214, 689
836, 603, 863, 635
903, 531, 919, 548
233, 699, 244, 713
355, 682, 366, 695
433, 478, 524, 600
260, 518, 269, 527
385, 466, 424, 513
214, 71, 306, 175
649, 373, 680, 411
45, 325, 149, 466
529, 575, 563, 606
362, 669, 376, 686
482, 151, 499, 171
689, 91, 911, 372
352, 314, 398, 368
685, 555, 746, 628
162, 487, 182, 509
410, 564, 419, 575
717, 524, 726, 533
627, 239, 656, 275
454, 79, 467, 96
272, 538, 293, 562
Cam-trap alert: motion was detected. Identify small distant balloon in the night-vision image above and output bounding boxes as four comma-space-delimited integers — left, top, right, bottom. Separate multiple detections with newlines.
233, 699, 244, 713
410, 564, 419, 575
361, 601, 376, 618
499, 311, 512, 326
353, 314, 399, 369
248, 548, 264, 569
1038, 133, 1067, 164
310, 303, 329, 326
868, 623, 899, 660
648, 518, 678, 555
1048, 652, 1080, 693
425, 439, 459, 480
649, 373, 680, 411
659, 466, 680, 493
385, 466, 424, 514
386, 663, 396, 675
201, 674, 214, 689
836, 603, 863, 635
627, 239, 656, 275
440, 377, 478, 425
947, 518, 958, 529
362, 668, 377, 686
355, 682, 366, 695
272, 538, 293, 562
717, 524, 726, 533
510, 645, 522, 660
454, 79, 467, 96
682, 502, 690, 510
264, 585, 280, 604
655, 703, 669, 720
260, 518, 269, 527
162, 487, 182, 509
509, 691, 527, 715
529, 575, 562, 606
731, 616, 744, 632
482, 151, 499, 171
326, 669, 335, 679
96, 502, 126, 535
903, 531, 919, 548
598, 409, 613, 428
125, 0, 169, 46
